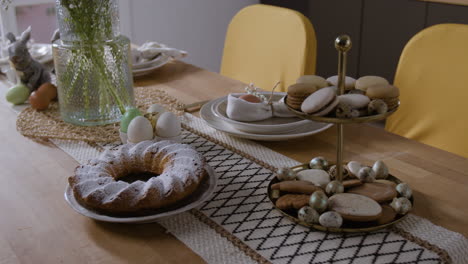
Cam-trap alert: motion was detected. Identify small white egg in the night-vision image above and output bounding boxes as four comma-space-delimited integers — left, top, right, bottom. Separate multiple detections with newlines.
119, 131, 128, 144
127, 116, 154, 143
156, 112, 181, 138
147, 104, 166, 115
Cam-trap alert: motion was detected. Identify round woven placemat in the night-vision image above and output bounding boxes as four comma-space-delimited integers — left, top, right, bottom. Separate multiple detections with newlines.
16, 86, 184, 143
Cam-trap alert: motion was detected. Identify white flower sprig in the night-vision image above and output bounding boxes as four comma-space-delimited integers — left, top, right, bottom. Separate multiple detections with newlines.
244, 81, 281, 104
244, 83, 268, 103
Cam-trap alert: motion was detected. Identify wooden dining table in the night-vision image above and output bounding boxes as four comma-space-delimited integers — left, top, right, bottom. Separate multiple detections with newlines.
1, 61, 467, 264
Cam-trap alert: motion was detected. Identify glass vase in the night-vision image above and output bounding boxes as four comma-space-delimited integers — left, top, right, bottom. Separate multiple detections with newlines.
53, 0, 134, 126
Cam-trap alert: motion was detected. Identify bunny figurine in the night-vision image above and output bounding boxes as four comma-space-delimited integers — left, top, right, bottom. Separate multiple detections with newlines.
6, 27, 51, 92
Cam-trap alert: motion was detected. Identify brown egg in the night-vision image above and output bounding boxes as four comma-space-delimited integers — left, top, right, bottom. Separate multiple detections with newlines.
239, 94, 261, 103
29, 83, 57, 110
37, 83, 57, 100
29, 91, 49, 110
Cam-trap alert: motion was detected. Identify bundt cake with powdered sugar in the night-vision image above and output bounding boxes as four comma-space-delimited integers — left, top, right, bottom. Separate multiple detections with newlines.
68, 140, 206, 215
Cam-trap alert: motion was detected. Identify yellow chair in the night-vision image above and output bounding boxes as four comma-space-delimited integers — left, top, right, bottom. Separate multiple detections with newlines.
386, 23, 468, 158
220, 4, 316, 92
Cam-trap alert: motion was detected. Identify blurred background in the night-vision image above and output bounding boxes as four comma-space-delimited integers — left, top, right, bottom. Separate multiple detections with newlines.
3, 0, 468, 80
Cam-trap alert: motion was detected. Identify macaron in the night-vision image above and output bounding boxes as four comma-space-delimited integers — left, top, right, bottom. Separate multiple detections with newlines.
366, 84, 399, 98
337, 94, 370, 109
287, 83, 318, 110
301, 87, 339, 116
366, 84, 400, 110
355, 76, 389, 91
296, 75, 328, 88
327, 75, 356, 91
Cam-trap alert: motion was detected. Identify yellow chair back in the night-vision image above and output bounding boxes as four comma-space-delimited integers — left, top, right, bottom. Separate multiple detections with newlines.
386, 23, 468, 158
220, 4, 316, 92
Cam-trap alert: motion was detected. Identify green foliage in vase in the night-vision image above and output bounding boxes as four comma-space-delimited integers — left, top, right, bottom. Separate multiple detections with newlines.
56, 0, 132, 116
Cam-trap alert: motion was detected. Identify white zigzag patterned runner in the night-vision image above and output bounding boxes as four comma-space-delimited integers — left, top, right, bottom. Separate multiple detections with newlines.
51, 114, 468, 264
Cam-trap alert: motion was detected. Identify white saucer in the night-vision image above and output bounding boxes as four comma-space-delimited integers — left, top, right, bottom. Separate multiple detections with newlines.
64, 165, 217, 224
132, 53, 172, 77
211, 93, 311, 134
200, 99, 333, 141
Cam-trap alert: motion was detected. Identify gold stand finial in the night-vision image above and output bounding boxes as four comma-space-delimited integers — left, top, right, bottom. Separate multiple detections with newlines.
335, 35, 352, 52
334, 35, 352, 183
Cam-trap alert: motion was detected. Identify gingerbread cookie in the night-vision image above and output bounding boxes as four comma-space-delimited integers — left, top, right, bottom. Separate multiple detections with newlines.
342, 179, 363, 188
271, 180, 322, 194
347, 182, 397, 203
376, 205, 397, 225
275, 194, 310, 210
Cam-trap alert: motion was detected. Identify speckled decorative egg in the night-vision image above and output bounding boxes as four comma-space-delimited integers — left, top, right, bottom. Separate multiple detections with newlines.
368, 99, 388, 115
325, 180, 344, 196
127, 116, 154, 143
390, 197, 412, 215
372, 160, 389, 179
319, 211, 343, 228
120, 108, 142, 133
276, 167, 296, 181
298, 206, 320, 224
155, 112, 181, 138
335, 102, 359, 118
357, 167, 376, 183
239, 94, 261, 103
347, 161, 364, 177
309, 157, 329, 170
328, 165, 349, 180
309, 191, 328, 213
396, 183, 412, 199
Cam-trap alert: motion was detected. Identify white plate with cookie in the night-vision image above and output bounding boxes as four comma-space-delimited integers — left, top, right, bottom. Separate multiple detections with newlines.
201, 98, 333, 141
64, 165, 217, 224
211, 93, 312, 135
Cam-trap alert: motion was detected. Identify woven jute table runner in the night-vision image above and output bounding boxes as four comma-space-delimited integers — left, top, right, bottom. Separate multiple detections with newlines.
16, 87, 468, 264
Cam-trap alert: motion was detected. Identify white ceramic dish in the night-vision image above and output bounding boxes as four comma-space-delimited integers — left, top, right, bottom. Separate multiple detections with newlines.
132, 53, 172, 77
211, 93, 311, 134
30, 43, 53, 64
201, 99, 333, 141
64, 165, 217, 224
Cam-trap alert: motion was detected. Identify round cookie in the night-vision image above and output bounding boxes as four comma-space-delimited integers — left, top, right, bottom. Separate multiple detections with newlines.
328, 193, 382, 222
338, 94, 370, 109
296, 75, 328, 88
366, 84, 400, 99
346, 182, 397, 203
297, 169, 330, 188
287, 83, 318, 110
366, 85, 400, 110
375, 179, 397, 187
301, 87, 339, 116
288, 83, 318, 97
327, 75, 356, 90
355, 76, 389, 91
376, 205, 397, 225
